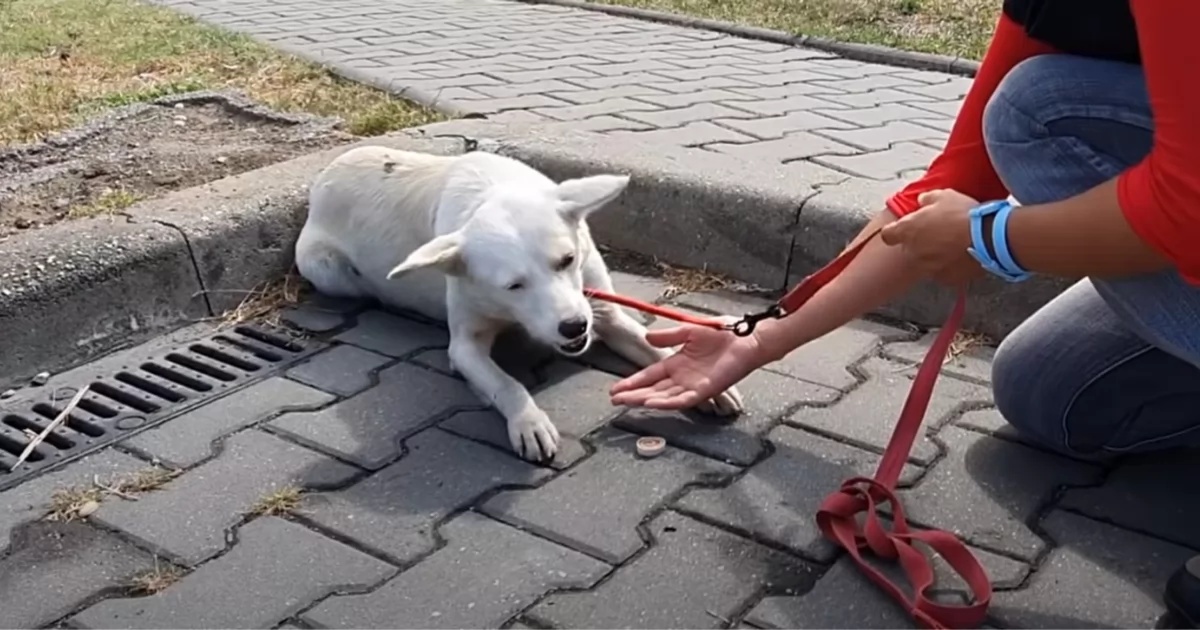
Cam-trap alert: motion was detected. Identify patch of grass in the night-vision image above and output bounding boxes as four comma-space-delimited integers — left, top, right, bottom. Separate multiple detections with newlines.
128, 559, 184, 595
118, 466, 179, 493
45, 465, 178, 522
67, 186, 142, 218
655, 261, 733, 300
249, 485, 302, 517
0, 0, 442, 146
94, 78, 209, 109
45, 486, 103, 523
213, 270, 308, 329
594, 0, 1001, 59
947, 330, 990, 362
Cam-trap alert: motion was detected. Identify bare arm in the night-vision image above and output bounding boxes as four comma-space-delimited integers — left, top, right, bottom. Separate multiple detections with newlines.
751, 211, 920, 361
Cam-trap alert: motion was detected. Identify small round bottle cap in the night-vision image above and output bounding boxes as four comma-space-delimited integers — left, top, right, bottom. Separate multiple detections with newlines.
636, 436, 667, 458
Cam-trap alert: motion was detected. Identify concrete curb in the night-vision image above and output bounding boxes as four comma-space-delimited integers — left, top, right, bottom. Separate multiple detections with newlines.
784, 175, 1072, 340
415, 120, 1066, 340
1, 119, 1065, 389
0, 88, 365, 391
512, 0, 981, 77
0, 131, 465, 392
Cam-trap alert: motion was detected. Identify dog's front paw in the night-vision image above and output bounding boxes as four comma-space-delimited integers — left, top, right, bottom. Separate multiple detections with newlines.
507, 408, 561, 463
697, 386, 745, 417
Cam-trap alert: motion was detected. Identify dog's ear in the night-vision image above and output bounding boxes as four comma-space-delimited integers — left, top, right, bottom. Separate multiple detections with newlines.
386, 232, 465, 279
556, 174, 630, 223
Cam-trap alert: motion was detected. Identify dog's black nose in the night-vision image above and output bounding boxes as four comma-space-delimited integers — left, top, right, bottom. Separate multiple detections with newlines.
558, 318, 588, 340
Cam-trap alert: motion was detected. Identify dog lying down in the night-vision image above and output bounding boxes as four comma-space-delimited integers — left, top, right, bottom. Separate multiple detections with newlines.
295, 146, 744, 462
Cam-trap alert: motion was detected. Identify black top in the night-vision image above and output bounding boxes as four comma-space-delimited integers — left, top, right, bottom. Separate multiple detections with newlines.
1003, 0, 1141, 64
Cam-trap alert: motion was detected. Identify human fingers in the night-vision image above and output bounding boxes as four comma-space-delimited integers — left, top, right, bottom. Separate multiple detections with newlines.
644, 389, 705, 410
916, 189, 946, 206
611, 380, 678, 406
610, 361, 669, 395
644, 326, 693, 349
879, 215, 913, 246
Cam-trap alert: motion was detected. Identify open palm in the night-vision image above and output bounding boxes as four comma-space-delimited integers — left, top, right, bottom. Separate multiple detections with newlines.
610, 324, 763, 410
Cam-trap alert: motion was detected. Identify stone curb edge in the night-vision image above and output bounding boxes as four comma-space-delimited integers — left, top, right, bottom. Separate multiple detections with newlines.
0, 131, 466, 393
0, 119, 1063, 392
511, 0, 982, 78
428, 119, 1067, 342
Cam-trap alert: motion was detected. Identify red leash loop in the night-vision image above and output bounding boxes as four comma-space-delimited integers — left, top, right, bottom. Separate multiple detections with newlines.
587, 229, 993, 628
815, 291, 991, 630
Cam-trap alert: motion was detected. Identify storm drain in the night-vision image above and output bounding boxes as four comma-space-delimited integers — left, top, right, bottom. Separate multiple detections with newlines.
0, 323, 323, 491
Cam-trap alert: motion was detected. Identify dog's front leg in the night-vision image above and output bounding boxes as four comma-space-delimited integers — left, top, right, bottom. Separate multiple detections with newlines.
583, 256, 745, 416
447, 325, 561, 462
593, 300, 670, 368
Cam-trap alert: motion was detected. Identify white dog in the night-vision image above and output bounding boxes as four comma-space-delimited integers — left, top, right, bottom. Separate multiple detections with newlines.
294, 146, 744, 462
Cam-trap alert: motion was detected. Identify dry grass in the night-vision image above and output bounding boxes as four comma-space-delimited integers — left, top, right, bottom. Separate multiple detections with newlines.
45, 486, 102, 522
595, 0, 1001, 59
45, 465, 178, 522
0, 0, 442, 147
212, 270, 308, 329
889, 329, 991, 375
117, 466, 179, 493
128, 559, 184, 595
67, 186, 142, 218
655, 261, 733, 300
946, 329, 989, 362
249, 485, 302, 517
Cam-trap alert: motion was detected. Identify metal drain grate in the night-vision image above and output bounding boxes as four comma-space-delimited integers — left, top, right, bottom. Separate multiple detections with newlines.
0, 323, 323, 491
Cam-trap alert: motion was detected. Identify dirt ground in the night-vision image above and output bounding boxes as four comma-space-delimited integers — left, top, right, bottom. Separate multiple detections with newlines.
0, 96, 354, 238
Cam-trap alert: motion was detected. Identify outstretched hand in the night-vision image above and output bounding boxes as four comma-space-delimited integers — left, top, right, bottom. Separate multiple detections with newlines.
609, 324, 766, 410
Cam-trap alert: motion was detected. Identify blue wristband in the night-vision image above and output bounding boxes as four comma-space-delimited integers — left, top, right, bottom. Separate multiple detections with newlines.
991, 201, 1030, 279
967, 200, 1031, 283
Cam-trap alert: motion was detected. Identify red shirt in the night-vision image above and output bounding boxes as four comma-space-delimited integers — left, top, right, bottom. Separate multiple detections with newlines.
885, 2, 1200, 284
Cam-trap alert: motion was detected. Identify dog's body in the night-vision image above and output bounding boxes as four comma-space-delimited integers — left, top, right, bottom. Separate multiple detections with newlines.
295, 146, 743, 461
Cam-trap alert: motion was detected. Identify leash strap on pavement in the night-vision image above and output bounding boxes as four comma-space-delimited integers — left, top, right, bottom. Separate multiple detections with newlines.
586, 229, 991, 629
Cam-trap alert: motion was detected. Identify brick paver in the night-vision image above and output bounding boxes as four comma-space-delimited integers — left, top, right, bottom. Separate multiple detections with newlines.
0, 270, 1192, 628
147, 0, 970, 180
1, 1, 1194, 628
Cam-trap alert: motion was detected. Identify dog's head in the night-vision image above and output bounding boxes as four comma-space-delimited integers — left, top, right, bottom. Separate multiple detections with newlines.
385, 173, 630, 356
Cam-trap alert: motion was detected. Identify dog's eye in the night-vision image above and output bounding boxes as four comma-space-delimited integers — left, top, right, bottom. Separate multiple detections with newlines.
556, 254, 575, 271
506, 282, 524, 291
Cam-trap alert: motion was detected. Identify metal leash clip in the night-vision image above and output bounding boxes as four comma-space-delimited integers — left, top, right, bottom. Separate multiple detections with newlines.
727, 304, 786, 337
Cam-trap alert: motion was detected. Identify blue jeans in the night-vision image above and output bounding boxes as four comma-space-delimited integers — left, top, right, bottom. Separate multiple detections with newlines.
986, 54, 1200, 460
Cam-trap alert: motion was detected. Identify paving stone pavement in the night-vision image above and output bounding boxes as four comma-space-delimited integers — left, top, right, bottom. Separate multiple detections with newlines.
0, 271, 1195, 629
0, 0, 1195, 627
148, 0, 968, 182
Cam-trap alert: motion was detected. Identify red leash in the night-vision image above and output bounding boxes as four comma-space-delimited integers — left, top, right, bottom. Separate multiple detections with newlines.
582, 288, 734, 330
587, 230, 990, 629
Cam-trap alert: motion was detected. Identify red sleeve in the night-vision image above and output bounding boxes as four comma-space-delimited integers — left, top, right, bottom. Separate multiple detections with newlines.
885, 13, 1056, 217
1117, 0, 1200, 285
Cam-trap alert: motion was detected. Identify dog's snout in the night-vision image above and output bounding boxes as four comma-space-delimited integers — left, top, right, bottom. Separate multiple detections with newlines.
557, 318, 588, 340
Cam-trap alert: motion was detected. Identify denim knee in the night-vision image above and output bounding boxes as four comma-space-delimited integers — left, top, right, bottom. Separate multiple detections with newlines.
980, 54, 1200, 458
981, 54, 1152, 204
990, 323, 1067, 453
988, 280, 1143, 458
